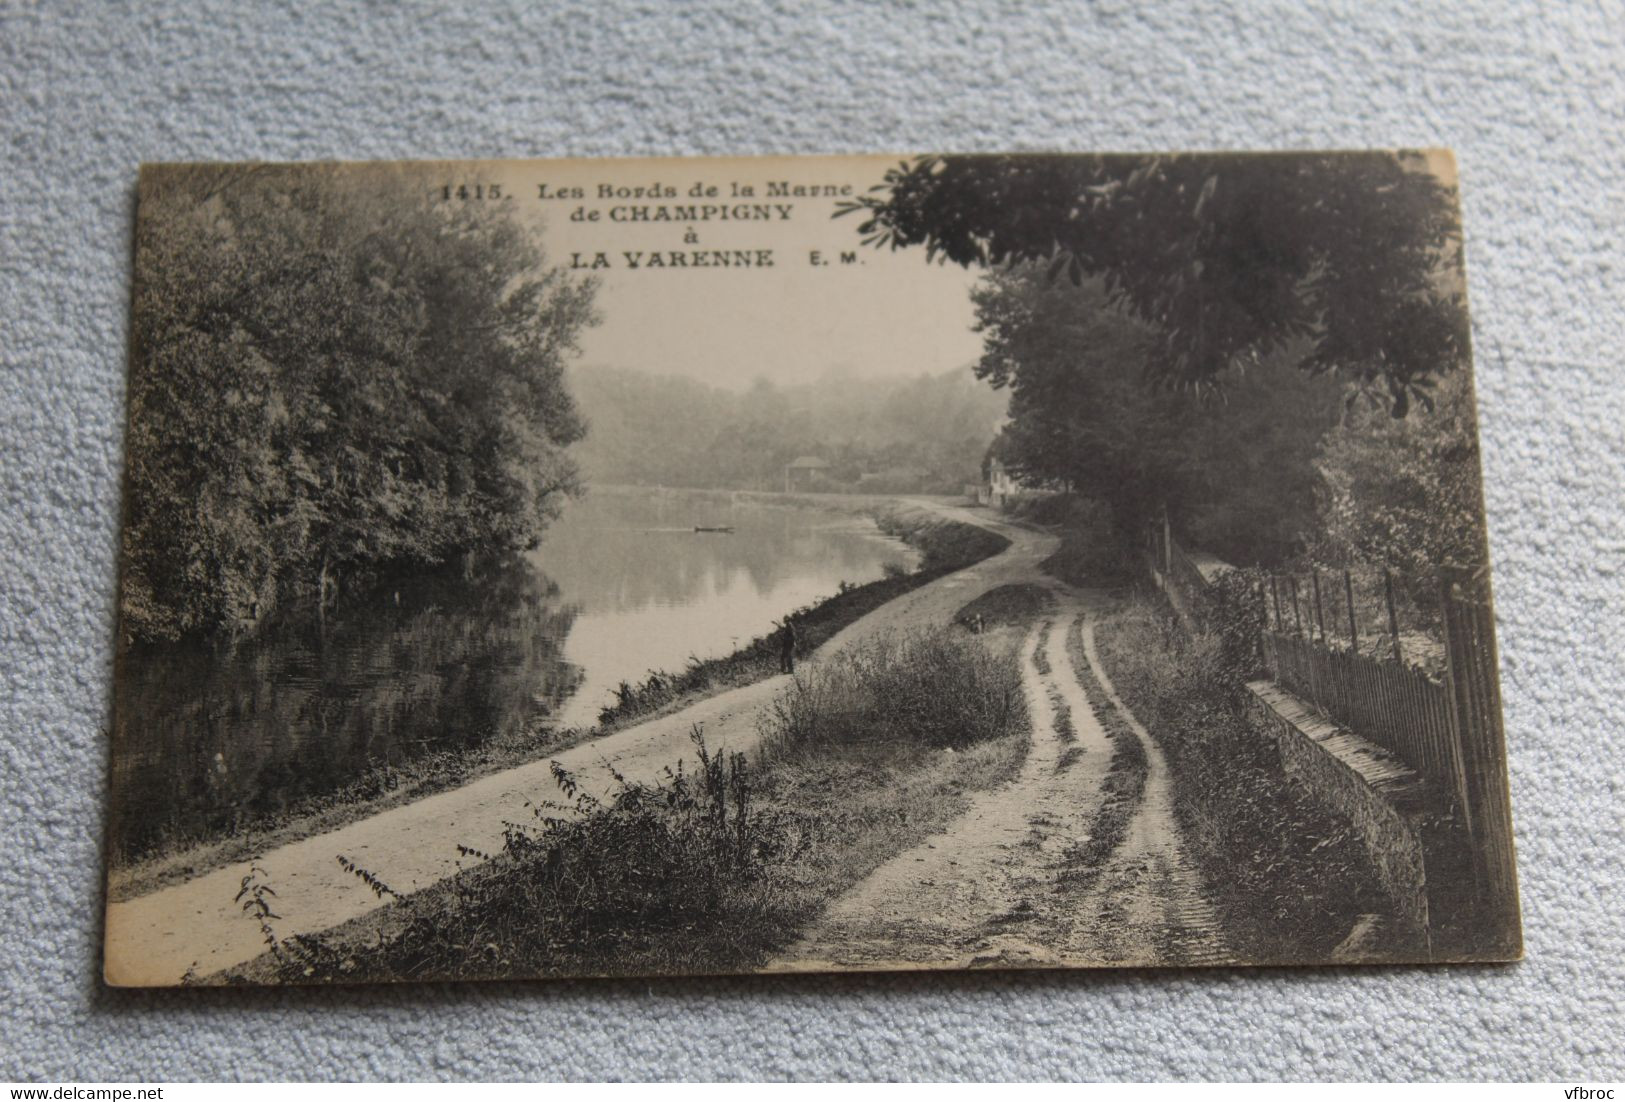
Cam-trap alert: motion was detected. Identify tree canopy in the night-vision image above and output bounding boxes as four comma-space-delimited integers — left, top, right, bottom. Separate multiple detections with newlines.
123, 164, 598, 641
1313, 368, 1487, 575
840, 152, 1468, 415
974, 267, 1345, 562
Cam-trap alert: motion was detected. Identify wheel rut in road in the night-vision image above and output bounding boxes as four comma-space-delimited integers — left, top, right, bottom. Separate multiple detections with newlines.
1064, 617, 1230, 967
770, 603, 1231, 972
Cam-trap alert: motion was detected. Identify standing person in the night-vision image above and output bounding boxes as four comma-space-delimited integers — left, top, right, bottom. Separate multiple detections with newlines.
779, 618, 798, 674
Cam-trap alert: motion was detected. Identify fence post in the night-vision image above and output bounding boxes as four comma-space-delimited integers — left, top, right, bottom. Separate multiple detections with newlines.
1344, 569, 1359, 655
1449, 566, 1518, 938
1256, 578, 1270, 665
1162, 505, 1172, 578
1311, 570, 1327, 645
1384, 568, 1403, 664
1289, 576, 1303, 636
1437, 570, 1479, 866
1270, 574, 1284, 632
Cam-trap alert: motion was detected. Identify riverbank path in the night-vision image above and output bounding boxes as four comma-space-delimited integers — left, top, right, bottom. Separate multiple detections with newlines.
102, 498, 1057, 985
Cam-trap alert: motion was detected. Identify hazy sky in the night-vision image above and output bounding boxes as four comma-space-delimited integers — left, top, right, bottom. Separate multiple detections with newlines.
575, 246, 986, 392
480, 154, 988, 391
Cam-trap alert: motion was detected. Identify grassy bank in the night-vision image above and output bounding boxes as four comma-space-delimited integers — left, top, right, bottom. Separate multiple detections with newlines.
223, 621, 1033, 984
1091, 593, 1395, 962
953, 582, 1054, 630
115, 498, 1008, 903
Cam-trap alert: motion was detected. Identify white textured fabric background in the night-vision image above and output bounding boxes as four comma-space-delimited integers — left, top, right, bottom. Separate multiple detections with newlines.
2, 0, 1621, 1082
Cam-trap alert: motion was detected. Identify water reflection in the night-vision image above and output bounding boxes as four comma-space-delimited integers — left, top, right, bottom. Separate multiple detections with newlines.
111, 488, 915, 860
111, 562, 581, 860
531, 488, 917, 728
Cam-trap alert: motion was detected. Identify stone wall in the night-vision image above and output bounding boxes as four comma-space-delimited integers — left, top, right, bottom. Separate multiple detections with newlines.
1244, 680, 1435, 950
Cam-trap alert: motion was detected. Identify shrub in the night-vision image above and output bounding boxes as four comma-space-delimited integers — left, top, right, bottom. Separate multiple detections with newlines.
590, 509, 1009, 731
1193, 565, 1269, 684
492, 729, 789, 941
759, 626, 1025, 757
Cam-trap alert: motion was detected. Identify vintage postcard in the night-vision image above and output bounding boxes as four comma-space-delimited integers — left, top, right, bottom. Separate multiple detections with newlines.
105, 152, 1520, 986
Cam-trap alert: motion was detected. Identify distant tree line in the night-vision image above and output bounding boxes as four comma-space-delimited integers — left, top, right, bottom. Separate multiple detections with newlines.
122, 164, 598, 642
568, 364, 1006, 494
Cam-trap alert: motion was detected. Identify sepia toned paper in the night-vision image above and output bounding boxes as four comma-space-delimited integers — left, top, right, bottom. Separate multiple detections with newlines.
105, 152, 1520, 987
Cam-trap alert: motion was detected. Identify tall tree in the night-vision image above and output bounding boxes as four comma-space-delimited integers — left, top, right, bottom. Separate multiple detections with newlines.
841, 152, 1468, 415
123, 164, 598, 641
974, 271, 1189, 522
973, 267, 1342, 562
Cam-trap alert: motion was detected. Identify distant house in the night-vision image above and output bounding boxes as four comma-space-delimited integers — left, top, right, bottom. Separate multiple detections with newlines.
784, 455, 831, 493
980, 457, 1022, 508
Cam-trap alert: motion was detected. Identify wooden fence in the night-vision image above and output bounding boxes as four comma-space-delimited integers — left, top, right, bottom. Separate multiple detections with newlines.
1262, 629, 1469, 813
1144, 519, 1517, 914
1262, 565, 1517, 911
1436, 565, 1519, 914
1145, 515, 1212, 626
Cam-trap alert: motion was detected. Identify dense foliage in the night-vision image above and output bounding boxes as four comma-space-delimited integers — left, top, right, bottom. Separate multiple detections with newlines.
872, 152, 1483, 571
1313, 370, 1488, 575
123, 165, 598, 641
973, 268, 1344, 563
842, 152, 1468, 415
568, 363, 1005, 493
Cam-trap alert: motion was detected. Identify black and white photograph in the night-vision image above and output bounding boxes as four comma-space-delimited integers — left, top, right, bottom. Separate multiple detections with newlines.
103, 151, 1520, 987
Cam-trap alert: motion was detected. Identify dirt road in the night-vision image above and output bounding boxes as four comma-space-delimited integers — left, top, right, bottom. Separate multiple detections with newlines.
1065, 617, 1230, 966
771, 605, 1230, 972
103, 499, 1054, 986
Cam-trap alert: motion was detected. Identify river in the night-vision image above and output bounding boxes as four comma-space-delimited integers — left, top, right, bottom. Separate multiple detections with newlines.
109, 486, 917, 861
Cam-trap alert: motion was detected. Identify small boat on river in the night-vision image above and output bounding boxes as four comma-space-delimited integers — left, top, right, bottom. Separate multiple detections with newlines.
693, 525, 735, 534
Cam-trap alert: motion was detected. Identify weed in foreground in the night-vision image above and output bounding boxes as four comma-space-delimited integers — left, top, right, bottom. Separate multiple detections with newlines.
336, 855, 400, 900
247, 725, 802, 983
233, 865, 282, 958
